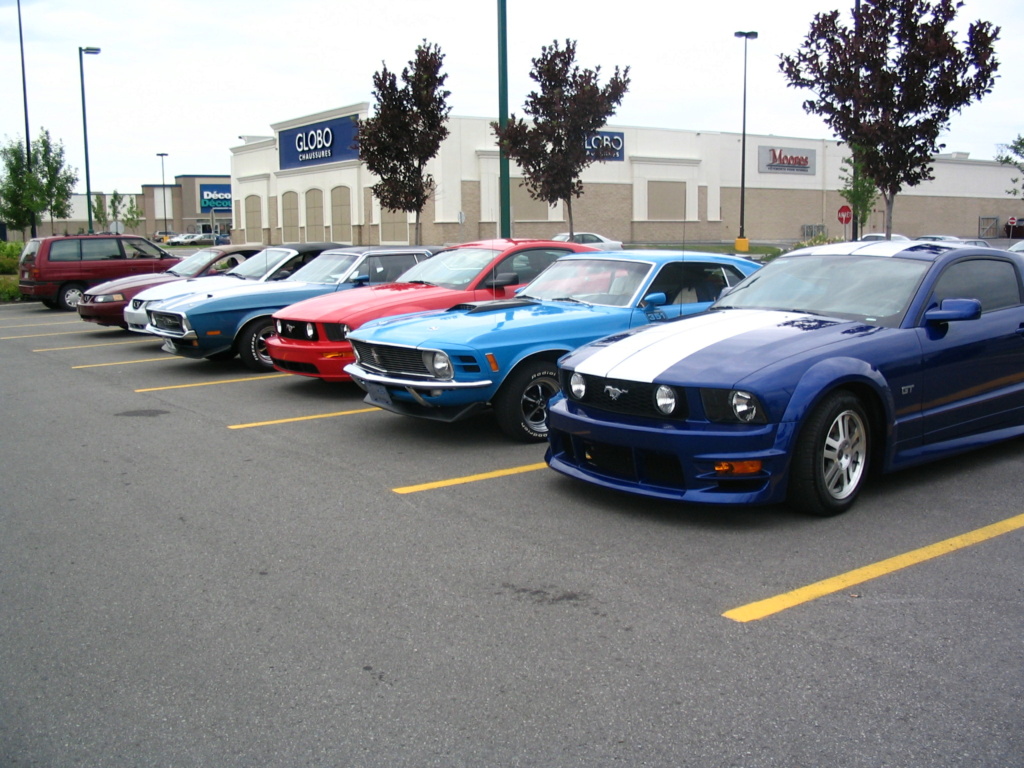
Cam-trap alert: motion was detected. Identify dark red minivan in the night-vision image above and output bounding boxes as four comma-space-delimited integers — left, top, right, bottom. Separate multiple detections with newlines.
18, 235, 181, 310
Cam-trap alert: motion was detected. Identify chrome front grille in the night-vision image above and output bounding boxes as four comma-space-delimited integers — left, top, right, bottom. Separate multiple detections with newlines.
149, 312, 186, 334
351, 340, 430, 377
560, 371, 688, 420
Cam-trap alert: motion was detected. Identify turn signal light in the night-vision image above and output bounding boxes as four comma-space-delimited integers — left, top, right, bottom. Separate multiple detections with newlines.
714, 460, 762, 475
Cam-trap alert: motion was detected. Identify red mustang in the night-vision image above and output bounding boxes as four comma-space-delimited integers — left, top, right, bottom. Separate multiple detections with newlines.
266, 239, 597, 382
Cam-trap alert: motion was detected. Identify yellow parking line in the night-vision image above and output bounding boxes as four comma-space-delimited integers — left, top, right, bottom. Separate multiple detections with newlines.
723, 512, 1024, 623
35, 339, 158, 351
1, 330, 109, 340
135, 374, 291, 392
73, 357, 178, 369
394, 462, 548, 494
228, 407, 379, 429
0, 320, 82, 328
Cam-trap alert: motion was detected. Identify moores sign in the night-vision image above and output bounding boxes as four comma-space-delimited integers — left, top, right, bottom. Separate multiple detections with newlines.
199, 184, 232, 213
279, 115, 359, 171
758, 146, 816, 175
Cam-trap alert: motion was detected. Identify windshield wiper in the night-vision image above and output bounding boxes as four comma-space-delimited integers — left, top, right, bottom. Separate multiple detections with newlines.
550, 296, 589, 304
405, 279, 437, 286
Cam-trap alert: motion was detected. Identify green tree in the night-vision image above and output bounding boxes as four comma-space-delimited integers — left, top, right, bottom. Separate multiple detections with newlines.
0, 137, 45, 236
491, 39, 630, 237
34, 129, 77, 234
123, 195, 144, 233
92, 193, 109, 232
779, 0, 999, 237
109, 190, 124, 230
355, 40, 451, 245
995, 134, 1024, 197
838, 150, 879, 233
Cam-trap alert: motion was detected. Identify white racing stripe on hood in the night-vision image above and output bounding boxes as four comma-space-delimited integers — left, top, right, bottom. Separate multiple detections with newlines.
576, 310, 797, 382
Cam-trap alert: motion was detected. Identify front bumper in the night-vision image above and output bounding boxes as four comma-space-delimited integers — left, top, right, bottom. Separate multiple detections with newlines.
265, 336, 355, 382
346, 362, 495, 422
545, 395, 796, 506
78, 299, 128, 327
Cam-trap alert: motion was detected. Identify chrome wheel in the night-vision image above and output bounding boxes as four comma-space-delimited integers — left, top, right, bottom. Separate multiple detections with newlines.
821, 408, 867, 500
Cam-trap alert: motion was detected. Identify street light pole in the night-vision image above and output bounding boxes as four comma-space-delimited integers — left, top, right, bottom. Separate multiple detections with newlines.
157, 152, 169, 238
79, 46, 101, 234
734, 31, 757, 253
497, 0, 511, 239
18, 0, 36, 238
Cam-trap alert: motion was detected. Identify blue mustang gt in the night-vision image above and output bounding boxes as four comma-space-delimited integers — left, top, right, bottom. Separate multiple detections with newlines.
146, 246, 439, 371
344, 251, 761, 441
546, 240, 1024, 516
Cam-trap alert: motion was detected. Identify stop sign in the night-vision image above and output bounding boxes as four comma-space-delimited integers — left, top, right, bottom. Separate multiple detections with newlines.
838, 205, 853, 225
1010, 216, 1018, 227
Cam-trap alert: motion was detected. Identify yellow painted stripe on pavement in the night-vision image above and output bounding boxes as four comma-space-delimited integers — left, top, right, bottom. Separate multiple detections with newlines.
0, 320, 82, 328
135, 374, 291, 392
228, 407, 380, 429
1, 330, 108, 340
723, 512, 1024, 622
35, 338, 158, 351
72, 357, 178, 368
394, 462, 548, 494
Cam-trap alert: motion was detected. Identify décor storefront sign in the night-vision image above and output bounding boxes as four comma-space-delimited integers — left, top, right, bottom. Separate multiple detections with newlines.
279, 115, 359, 171
758, 146, 816, 175
199, 184, 232, 213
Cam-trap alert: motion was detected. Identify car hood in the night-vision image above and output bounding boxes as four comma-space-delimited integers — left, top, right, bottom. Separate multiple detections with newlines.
133, 274, 250, 303
85, 272, 182, 295
274, 282, 467, 326
566, 309, 892, 386
351, 298, 633, 348
152, 280, 344, 315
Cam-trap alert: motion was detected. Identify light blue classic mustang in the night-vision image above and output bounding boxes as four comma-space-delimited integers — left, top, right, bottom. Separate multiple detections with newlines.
547, 240, 1024, 516
145, 246, 439, 370
344, 251, 761, 440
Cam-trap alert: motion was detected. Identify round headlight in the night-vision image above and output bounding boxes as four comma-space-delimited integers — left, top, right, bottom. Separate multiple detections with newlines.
730, 390, 759, 423
655, 385, 677, 415
428, 351, 453, 379
570, 372, 587, 399
305, 322, 316, 339
275, 319, 283, 334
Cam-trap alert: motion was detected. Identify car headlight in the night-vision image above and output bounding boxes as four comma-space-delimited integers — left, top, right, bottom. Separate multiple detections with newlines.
305, 322, 316, 340
700, 388, 768, 424
569, 372, 586, 399
424, 350, 453, 379
275, 319, 283, 334
93, 293, 124, 303
654, 384, 677, 415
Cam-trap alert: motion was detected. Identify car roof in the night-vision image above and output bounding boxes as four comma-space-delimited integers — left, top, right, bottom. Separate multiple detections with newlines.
550, 249, 758, 266
784, 239, 1009, 262
320, 245, 444, 255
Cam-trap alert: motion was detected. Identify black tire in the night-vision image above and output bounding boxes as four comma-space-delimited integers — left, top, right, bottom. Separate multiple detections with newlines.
788, 391, 870, 517
56, 283, 86, 311
40, 298, 59, 309
238, 318, 275, 372
493, 360, 560, 442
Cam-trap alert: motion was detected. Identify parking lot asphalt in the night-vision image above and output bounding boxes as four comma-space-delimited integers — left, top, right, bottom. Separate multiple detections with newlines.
1, 300, 1022, 767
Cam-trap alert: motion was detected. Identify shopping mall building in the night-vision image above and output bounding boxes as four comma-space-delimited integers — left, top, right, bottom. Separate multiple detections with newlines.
228, 102, 1022, 247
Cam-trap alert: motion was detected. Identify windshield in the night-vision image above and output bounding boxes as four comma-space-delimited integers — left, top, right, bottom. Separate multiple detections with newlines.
715, 254, 930, 326
398, 247, 500, 290
521, 258, 652, 307
286, 251, 361, 283
227, 248, 295, 280
169, 248, 220, 277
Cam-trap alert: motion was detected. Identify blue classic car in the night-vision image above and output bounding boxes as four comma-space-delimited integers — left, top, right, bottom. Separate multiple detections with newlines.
546, 240, 1024, 516
344, 251, 761, 440
146, 246, 440, 370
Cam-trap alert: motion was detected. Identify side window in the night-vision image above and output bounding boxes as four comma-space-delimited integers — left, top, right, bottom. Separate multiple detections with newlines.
931, 259, 1021, 312
48, 240, 81, 262
81, 238, 122, 261
122, 238, 163, 259
497, 248, 564, 284
210, 256, 239, 272
647, 263, 743, 305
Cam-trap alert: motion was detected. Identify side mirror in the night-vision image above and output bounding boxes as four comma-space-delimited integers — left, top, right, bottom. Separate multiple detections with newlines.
484, 272, 519, 288
350, 274, 370, 285
924, 298, 982, 323
640, 291, 667, 308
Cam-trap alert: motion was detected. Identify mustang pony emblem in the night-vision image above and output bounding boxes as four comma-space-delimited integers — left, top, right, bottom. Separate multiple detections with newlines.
604, 385, 628, 401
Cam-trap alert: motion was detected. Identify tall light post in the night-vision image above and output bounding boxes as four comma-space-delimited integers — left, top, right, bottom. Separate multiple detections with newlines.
734, 31, 757, 252
18, 0, 36, 237
497, 0, 511, 238
79, 46, 100, 233
157, 152, 169, 238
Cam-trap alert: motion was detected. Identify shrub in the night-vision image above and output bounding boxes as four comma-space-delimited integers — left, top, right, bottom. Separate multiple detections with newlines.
0, 241, 23, 274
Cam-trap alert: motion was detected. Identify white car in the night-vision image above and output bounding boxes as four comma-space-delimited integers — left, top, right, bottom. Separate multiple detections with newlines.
552, 232, 623, 249
1008, 241, 1024, 253
858, 233, 909, 241
167, 233, 203, 246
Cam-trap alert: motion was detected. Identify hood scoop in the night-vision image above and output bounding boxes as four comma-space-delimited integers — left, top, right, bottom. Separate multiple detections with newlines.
448, 298, 538, 314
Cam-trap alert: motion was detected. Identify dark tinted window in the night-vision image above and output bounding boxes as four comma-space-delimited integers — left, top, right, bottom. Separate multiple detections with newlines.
81, 239, 122, 261
362, 253, 421, 283
122, 238, 163, 258
647, 262, 746, 305
498, 248, 565, 284
48, 240, 80, 262
931, 259, 1021, 312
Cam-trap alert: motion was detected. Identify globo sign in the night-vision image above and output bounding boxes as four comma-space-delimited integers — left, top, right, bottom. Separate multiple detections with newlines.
279, 115, 359, 171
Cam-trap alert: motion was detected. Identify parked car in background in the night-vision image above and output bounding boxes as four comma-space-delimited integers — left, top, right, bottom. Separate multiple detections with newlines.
1008, 241, 1024, 253
547, 239, 1024, 516
959, 238, 991, 247
152, 231, 177, 244
195, 233, 231, 246
18, 234, 179, 310
345, 251, 760, 441
266, 239, 599, 383
77, 244, 264, 329
124, 242, 340, 332
858, 233, 909, 241
552, 232, 623, 249
167, 233, 204, 246
146, 246, 440, 371
915, 234, 962, 242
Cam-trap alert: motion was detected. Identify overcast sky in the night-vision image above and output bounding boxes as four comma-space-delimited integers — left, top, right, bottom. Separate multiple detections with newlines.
1, 0, 1020, 195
